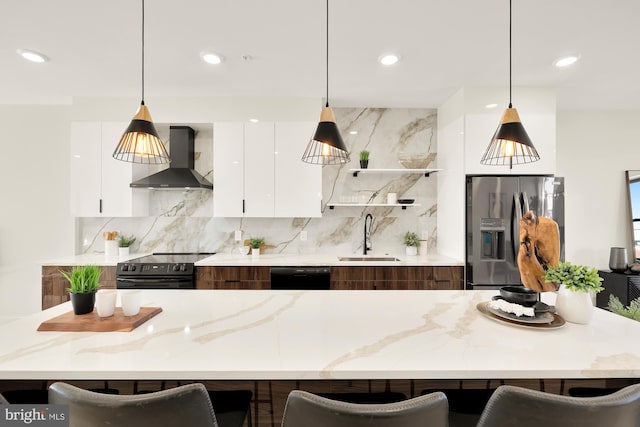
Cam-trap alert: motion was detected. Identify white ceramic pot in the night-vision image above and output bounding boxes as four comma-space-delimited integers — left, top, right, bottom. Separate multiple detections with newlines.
118, 247, 130, 258
252, 247, 260, 259
555, 285, 594, 324
405, 246, 418, 256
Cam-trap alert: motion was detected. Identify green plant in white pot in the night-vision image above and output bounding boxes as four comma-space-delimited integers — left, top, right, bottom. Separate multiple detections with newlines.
249, 237, 265, 258
118, 234, 136, 258
61, 265, 102, 315
403, 231, 420, 256
544, 261, 603, 324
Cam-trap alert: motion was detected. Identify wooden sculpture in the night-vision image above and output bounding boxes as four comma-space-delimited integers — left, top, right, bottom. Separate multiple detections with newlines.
517, 211, 560, 292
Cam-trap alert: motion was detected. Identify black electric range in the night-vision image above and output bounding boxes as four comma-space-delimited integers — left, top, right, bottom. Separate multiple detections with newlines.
116, 252, 215, 289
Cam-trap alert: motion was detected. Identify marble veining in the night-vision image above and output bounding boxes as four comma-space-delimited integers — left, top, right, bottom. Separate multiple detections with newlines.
76, 108, 438, 257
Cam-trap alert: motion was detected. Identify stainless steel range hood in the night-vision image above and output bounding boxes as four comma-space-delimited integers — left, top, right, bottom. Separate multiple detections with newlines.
130, 126, 213, 190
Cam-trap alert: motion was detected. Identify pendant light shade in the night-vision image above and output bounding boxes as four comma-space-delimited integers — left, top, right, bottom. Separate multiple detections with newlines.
301, 0, 350, 165
480, 0, 539, 169
113, 0, 170, 165
302, 105, 350, 164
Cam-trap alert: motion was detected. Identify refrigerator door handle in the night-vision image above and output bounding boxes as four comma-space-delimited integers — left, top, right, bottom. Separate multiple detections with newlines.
512, 192, 523, 263
521, 191, 530, 213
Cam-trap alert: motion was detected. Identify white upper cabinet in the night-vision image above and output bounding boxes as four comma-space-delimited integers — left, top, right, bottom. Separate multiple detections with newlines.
213, 121, 321, 218
70, 122, 133, 216
274, 122, 321, 217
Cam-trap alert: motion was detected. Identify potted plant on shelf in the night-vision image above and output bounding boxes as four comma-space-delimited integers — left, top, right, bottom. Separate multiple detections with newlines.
61, 265, 102, 315
403, 231, 420, 256
359, 150, 370, 169
118, 234, 136, 258
544, 261, 604, 324
249, 237, 265, 259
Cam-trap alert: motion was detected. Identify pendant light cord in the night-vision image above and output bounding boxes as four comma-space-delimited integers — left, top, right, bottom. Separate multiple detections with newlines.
141, 0, 145, 105
508, 0, 512, 108
325, 0, 329, 108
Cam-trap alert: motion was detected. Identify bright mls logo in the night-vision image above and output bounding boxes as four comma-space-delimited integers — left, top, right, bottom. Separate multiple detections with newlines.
1, 405, 68, 426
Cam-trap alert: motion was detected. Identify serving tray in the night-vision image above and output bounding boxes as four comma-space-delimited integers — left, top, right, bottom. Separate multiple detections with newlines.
477, 302, 565, 329
37, 307, 162, 332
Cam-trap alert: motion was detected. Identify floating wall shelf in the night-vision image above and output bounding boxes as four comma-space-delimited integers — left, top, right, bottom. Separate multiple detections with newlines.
349, 168, 442, 177
327, 203, 421, 210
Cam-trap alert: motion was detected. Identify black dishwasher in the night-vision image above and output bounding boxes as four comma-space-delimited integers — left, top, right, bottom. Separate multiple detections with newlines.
270, 266, 331, 290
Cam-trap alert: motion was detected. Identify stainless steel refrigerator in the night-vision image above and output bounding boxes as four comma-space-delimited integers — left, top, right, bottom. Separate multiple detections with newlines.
466, 175, 565, 290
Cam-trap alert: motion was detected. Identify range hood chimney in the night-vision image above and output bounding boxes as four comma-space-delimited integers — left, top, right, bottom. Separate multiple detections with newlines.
130, 126, 213, 190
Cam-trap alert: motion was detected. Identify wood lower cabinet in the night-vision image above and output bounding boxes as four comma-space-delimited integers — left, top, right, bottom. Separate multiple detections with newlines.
331, 266, 464, 290
195, 266, 270, 289
41, 266, 116, 310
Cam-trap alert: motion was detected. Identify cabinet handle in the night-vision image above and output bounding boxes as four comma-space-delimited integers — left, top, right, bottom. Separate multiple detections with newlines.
242, 199, 245, 214
99, 199, 103, 214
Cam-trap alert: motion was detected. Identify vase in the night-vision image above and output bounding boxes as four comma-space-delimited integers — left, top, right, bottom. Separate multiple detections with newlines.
555, 285, 593, 324
70, 291, 96, 315
405, 246, 418, 256
359, 160, 369, 169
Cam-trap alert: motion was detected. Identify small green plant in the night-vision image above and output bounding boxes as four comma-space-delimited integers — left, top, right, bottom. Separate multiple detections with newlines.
608, 295, 640, 322
359, 150, 370, 161
543, 261, 604, 293
60, 265, 102, 294
249, 237, 265, 249
118, 234, 136, 248
403, 231, 420, 247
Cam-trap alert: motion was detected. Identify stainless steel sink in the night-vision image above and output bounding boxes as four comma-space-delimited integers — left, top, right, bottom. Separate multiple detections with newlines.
338, 256, 401, 262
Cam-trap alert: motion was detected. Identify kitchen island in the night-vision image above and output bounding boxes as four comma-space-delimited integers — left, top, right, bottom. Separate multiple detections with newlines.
1, 289, 638, 381
2, 289, 639, 426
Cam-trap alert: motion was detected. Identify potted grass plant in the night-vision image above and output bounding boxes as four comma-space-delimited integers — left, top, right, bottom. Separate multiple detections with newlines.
359, 150, 370, 169
61, 265, 102, 315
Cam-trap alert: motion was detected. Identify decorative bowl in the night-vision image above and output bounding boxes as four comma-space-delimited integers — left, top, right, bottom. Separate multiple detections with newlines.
397, 199, 415, 204
398, 153, 429, 169
499, 285, 539, 307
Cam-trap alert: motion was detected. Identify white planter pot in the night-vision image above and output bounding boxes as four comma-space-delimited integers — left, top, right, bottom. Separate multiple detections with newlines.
251, 248, 260, 259
555, 285, 594, 324
405, 246, 418, 256
118, 247, 130, 258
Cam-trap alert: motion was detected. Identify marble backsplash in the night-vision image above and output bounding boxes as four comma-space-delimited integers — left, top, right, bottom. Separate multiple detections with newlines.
77, 108, 438, 257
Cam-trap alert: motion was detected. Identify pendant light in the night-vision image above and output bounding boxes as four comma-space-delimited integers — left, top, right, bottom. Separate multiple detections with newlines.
480, 0, 539, 169
113, 0, 170, 164
301, 0, 350, 165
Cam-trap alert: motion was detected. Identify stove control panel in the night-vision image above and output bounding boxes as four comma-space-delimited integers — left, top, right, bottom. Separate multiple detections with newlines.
117, 263, 194, 275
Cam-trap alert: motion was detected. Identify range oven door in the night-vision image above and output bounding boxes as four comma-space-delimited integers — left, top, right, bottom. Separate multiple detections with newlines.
116, 276, 195, 289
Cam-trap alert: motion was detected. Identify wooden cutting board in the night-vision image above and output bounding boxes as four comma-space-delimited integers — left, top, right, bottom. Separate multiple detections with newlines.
37, 307, 162, 332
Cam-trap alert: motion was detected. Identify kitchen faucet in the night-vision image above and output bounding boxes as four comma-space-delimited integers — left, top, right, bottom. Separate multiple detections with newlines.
363, 214, 374, 255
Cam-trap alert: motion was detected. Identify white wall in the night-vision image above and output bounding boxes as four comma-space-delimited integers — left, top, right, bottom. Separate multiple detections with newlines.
557, 110, 640, 270
0, 105, 74, 319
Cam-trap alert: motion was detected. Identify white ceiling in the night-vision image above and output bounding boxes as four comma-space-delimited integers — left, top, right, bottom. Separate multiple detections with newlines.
2, 0, 640, 110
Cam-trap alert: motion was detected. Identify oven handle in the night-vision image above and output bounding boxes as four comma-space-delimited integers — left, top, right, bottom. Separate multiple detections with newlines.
116, 277, 192, 283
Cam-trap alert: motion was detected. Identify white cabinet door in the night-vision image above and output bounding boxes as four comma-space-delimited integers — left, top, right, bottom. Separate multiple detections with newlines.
100, 122, 133, 216
70, 122, 101, 216
274, 122, 321, 217
213, 123, 245, 217
244, 122, 275, 217
70, 122, 132, 217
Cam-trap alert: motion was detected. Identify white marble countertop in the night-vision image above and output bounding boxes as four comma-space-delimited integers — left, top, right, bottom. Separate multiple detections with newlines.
42, 253, 463, 267
0, 290, 639, 381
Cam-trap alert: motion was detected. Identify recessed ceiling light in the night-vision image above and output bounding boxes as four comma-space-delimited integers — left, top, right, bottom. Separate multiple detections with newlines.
249, 118, 259, 123
379, 54, 399, 66
349, 130, 358, 135
485, 103, 498, 109
553, 54, 580, 68
201, 51, 224, 65
17, 48, 49, 63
